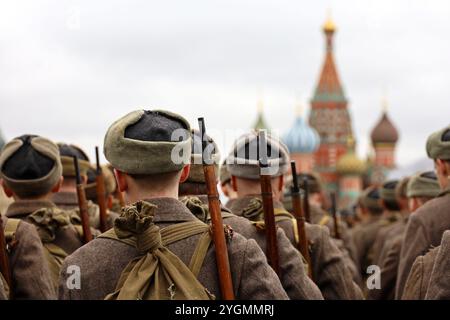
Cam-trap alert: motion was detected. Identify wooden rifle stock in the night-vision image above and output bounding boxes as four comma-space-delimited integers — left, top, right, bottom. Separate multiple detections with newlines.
290, 162, 313, 279
302, 178, 311, 223
330, 192, 341, 239
198, 118, 235, 300
95, 147, 108, 232
0, 217, 13, 299
73, 156, 93, 243
258, 130, 280, 276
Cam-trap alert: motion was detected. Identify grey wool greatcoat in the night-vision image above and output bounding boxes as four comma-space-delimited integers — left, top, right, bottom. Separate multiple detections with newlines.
396, 188, 450, 299
1, 215, 56, 299
183, 194, 324, 300
228, 196, 364, 300
58, 197, 289, 300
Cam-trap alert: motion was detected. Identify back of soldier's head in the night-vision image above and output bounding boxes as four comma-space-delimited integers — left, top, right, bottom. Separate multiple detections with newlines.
297, 172, 322, 195
226, 131, 290, 181
407, 171, 440, 200
104, 110, 191, 189
179, 129, 220, 196
381, 180, 401, 211
360, 186, 383, 216
0, 134, 62, 198
58, 143, 91, 179
426, 126, 450, 162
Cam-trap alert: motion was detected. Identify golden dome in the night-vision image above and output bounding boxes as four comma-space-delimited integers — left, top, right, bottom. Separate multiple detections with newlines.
323, 13, 336, 33
337, 137, 366, 175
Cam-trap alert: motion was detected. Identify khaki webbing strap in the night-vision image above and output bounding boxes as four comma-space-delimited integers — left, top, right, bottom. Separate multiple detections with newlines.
188, 232, 212, 277
273, 208, 300, 245
273, 208, 295, 219
73, 225, 84, 240
98, 228, 136, 247
291, 218, 300, 244
160, 221, 209, 246
98, 220, 211, 275
43, 243, 69, 289
4, 218, 21, 240
319, 215, 330, 226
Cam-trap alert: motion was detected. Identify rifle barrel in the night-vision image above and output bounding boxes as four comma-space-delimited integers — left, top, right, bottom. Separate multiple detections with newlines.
73, 156, 93, 243
198, 118, 235, 300
290, 161, 313, 279
331, 192, 341, 239
95, 147, 108, 232
258, 130, 280, 276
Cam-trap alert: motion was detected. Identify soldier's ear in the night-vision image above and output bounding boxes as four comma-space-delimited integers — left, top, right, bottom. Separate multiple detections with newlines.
231, 175, 238, 192
179, 164, 191, 184
114, 169, 128, 193
51, 176, 64, 193
1, 180, 14, 198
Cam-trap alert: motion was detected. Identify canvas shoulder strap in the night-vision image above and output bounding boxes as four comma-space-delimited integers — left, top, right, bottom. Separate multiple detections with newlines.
318, 215, 331, 226
4, 218, 21, 241
99, 220, 212, 276
273, 208, 300, 244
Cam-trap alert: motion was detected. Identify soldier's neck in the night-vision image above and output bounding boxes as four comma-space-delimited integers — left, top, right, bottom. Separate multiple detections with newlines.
124, 188, 179, 204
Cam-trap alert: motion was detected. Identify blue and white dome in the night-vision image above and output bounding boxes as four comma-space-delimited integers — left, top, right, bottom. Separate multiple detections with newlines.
283, 116, 320, 154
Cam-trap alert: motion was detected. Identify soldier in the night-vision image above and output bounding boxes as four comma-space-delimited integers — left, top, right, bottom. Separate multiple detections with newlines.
52, 143, 111, 230
85, 165, 120, 228
283, 172, 361, 287
399, 171, 442, 299
424, 230, 450, 299
365, 180, 402, 268
226, 131, 363, 300
179, 129, 323, 299
351, 186, 384, 282
369, 173, 438, 300
1, 214, 55, 299
284, 173, 358, 262
219, 160, 237, 205
396, 125, 450, 298
52, 143, 91, 211
0, 135, 86, 297
58, 109, 288, 300
369, 178, 409, 269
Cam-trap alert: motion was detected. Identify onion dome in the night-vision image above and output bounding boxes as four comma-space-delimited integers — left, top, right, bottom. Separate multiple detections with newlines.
282, 111, 320, 154
337, 137, 366, 175
253, 99, 269, 130
323, 14, 336, 34
371, 101, 399, 144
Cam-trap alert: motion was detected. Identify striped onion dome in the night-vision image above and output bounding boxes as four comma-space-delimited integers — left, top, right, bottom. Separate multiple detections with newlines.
283, 115, 320, 154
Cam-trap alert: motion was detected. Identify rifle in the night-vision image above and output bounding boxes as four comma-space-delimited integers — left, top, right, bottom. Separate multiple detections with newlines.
95, 147, 108, 232
198, 118, 235, 300
330, 192, 341, 239
0, 217, 13, 299
73, 156, 93, 243
302, 177, 311, 223
290, 161, 313, 279
258, 130, 280, 276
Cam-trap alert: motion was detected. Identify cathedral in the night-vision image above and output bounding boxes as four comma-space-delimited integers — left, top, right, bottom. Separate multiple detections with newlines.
252, 15, 400, 208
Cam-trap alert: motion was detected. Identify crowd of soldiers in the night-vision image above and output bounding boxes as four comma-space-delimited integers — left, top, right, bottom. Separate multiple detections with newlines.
0, 109, 449, 300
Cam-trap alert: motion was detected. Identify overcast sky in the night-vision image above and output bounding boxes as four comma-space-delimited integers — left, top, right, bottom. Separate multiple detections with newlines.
0, 0, 449, 168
